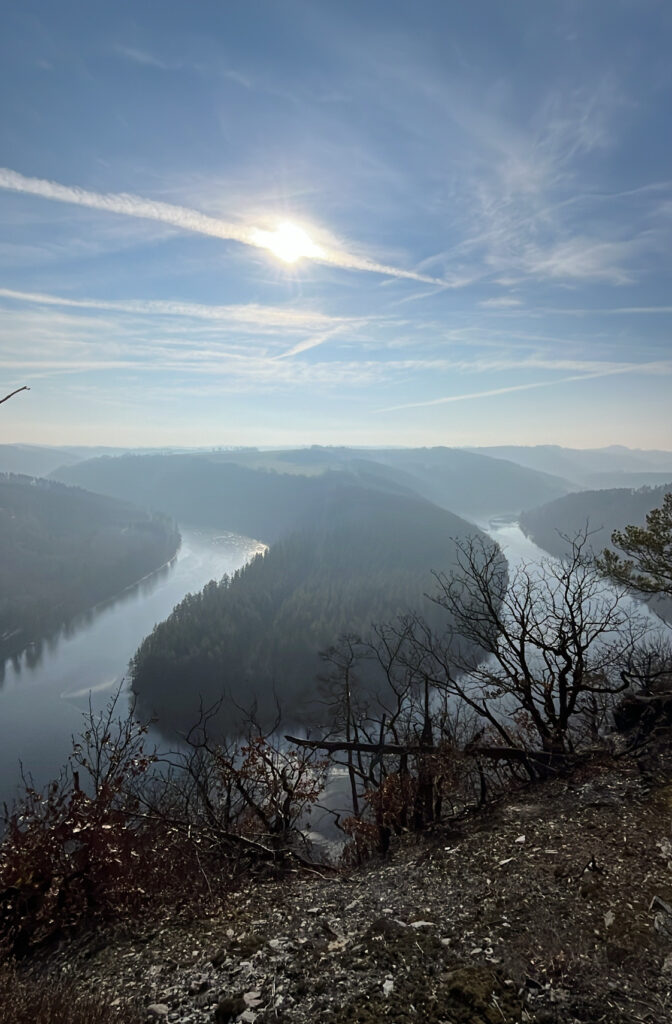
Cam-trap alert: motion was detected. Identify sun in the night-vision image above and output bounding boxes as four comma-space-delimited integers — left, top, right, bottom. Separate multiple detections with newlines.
253, 221, 323, 264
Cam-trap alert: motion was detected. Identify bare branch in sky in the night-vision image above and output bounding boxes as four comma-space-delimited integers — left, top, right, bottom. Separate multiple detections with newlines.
0, 385, 30, 406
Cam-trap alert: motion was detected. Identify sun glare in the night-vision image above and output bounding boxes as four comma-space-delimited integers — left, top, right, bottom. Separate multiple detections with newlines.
254, 221, 323, 264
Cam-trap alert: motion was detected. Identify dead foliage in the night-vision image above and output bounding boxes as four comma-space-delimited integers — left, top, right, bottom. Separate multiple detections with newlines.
0, 960, 142, 1024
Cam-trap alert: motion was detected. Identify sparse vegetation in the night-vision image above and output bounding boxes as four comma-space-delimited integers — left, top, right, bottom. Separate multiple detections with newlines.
0, 961, 143, 1024
0, 689, 327, 959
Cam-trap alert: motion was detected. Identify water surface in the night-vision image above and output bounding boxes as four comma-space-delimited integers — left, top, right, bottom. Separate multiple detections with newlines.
0, 528, 262, 807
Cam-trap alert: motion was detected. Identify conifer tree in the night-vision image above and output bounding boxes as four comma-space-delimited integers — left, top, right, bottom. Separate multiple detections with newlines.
598, 492, 672, 598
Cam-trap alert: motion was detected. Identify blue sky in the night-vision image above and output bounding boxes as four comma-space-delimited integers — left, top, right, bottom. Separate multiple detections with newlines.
1, 0, 671, 448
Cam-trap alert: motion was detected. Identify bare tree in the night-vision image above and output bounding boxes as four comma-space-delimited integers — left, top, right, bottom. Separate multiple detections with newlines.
290, 625, 486, 851
411, 532, 649, 769
147, 699, 329, 865
318, 636, 368, 817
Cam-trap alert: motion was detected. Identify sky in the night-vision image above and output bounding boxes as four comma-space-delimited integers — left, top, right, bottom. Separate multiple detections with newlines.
1, 0, 671, 449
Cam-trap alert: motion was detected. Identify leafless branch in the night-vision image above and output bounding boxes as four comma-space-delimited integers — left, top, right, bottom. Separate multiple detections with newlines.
0, 385, 30, 405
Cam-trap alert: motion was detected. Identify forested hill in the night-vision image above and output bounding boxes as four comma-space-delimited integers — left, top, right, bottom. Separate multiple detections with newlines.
130, 487, 489, 736
52, 444, 570, 530
0, 474, 180, 656
520, 483, 672, 559
52, 454, 415, 543
223, 446, 571, 515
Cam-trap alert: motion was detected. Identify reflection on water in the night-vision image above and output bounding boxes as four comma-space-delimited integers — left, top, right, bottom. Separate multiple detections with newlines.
480, 518, 561, 564
1, 559, 178, 680
0, 528, 261, 808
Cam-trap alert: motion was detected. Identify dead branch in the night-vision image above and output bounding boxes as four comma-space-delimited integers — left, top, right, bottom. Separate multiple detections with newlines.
0, 385, 30, 405
285, 735, 433, 756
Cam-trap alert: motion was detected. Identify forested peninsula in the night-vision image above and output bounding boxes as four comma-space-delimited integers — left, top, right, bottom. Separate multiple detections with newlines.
130, 486, 491, 735
0, 474, 180, 656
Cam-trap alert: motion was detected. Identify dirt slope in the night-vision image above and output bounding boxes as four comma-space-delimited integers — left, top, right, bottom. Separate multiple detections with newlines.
13, 758, 672, 1024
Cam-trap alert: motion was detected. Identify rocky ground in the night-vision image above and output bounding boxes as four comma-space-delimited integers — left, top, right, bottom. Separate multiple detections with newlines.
17, 757, 672, 1024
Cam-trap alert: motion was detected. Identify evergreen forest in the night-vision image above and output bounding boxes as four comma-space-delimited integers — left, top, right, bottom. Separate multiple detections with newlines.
0, 474, 180, 656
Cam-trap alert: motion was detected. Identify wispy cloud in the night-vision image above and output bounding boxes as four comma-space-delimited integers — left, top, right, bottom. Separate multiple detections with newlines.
538, 304, 672, 317
114, 44, 254, 89
0, 302, 391, 388
479, 297, 523, 309
0, 287, 365, 333
114, 46, 174, 71
0, 168, 445, 285
519, 237, 637, 285
374, 58, 666, 287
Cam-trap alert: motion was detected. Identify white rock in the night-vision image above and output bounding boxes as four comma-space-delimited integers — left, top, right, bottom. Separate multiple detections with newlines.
147, 1005, 170, 1019
410, 920, 434, 929
382, 977, 394, 997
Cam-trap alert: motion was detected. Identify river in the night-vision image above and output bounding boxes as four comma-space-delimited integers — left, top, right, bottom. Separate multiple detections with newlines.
0, 528, 264, 808
0, 518, 665, 814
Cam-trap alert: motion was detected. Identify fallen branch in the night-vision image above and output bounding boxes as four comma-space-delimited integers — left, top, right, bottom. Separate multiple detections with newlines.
285, 735, 433, 756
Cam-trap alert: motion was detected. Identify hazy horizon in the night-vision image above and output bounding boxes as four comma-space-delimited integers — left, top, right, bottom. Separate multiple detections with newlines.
3, 439, 672, 456
1, 1, 671, 449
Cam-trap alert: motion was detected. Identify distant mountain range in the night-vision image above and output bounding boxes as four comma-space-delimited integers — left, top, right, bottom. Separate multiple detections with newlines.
468, 445, 672, 490
4, 441, 671, 514
51, 445, 571, 526
0, 444, 83, 478
0, 444, 203, 479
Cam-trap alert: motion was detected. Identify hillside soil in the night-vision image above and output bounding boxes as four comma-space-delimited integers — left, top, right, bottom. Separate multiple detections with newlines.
9, 758, 672, 1024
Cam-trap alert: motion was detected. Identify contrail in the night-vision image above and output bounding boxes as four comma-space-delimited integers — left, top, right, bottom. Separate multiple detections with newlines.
376, 366, 650, 413
275, 329, 344, 359
0, 168, 444, 285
